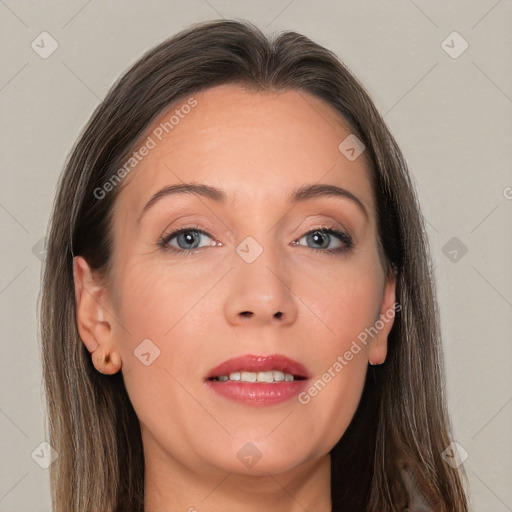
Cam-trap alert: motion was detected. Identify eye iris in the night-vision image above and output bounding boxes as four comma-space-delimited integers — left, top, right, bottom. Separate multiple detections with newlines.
178, 231, 200, 249
308, 230, 330, 249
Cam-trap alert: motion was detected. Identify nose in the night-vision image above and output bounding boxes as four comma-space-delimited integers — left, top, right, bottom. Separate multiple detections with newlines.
224, 243, 298, 327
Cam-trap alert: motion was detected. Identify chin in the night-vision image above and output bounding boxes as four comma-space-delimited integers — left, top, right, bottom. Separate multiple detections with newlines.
202, 438, 316, 477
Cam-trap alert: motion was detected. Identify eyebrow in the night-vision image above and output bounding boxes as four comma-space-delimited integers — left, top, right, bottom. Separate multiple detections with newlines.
137, 182, 368, 223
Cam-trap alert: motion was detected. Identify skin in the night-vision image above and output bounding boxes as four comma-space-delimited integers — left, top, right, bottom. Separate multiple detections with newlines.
73, 84, 396, 512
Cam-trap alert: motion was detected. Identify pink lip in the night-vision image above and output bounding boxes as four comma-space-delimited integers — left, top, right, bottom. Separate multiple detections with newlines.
205, 354, 310, 380
204, 354, 310, 406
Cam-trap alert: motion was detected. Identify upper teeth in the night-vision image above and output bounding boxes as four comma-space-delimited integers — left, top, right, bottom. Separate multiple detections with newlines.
215, 370, 295, 382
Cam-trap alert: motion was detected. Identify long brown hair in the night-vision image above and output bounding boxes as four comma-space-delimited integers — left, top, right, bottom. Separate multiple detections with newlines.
39, 19, 469, 511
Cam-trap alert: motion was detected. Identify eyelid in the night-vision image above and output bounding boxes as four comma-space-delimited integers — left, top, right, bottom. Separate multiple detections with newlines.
158, 224, 219, 254
296, 219, 353, 243
293, 224, 353, 254
158, 221, 354, 256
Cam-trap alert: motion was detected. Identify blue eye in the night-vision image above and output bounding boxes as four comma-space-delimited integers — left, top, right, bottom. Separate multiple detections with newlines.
158, 226, 353, 256
159, 227, 215, 254
294, 228, 353, 254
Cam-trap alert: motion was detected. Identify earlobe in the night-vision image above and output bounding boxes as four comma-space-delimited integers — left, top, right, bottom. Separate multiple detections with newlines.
91, 347, 122, 375
73, 256, 122, 374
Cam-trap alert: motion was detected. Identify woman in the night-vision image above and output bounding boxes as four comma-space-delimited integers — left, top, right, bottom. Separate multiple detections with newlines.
39, 19, 469, 511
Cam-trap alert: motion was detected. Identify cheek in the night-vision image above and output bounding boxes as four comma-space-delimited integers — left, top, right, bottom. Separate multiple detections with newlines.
299, 260, 383, 352
114, 260, 211, 342
112, 259, 226, 393
292, 271, 377, 454
277, 259, 381, 440
114, 265, 221, 460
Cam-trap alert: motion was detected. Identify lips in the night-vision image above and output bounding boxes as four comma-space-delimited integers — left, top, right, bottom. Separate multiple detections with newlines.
206, 354, 310, 380
204, 354, 310, 407
204, 354, 310, 406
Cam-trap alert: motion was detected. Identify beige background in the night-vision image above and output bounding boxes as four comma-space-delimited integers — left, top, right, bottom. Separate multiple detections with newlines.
1, 1, 511, 511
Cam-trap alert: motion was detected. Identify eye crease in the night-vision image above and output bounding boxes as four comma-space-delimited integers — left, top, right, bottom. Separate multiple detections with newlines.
157, 224, 354, 256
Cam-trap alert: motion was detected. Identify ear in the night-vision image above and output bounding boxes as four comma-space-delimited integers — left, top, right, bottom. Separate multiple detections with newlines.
73, 255, 121, 374
368, 267, 397, 366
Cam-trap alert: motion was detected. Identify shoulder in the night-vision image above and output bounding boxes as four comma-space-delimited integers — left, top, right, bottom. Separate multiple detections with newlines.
399, 465, 436, 512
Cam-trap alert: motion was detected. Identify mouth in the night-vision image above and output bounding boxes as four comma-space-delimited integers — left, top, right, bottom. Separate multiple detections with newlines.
204, 354, 310, 406
209, 370, 306, 383
206, 353, 309, 382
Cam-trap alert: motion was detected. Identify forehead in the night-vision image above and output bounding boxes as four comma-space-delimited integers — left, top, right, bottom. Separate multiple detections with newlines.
115, 84, 375, 219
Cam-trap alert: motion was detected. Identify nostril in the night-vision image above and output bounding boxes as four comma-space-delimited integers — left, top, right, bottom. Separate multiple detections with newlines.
274, 311, 283, 319
240, 311, 253, 317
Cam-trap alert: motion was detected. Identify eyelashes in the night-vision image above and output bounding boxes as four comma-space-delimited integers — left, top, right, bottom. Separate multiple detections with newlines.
158, 226, 218, 256
157, 224, 354, 257
292, 227, 353, 256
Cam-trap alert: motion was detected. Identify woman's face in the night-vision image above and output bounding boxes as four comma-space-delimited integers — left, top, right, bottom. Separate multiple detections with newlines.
84, 84, 396, 477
